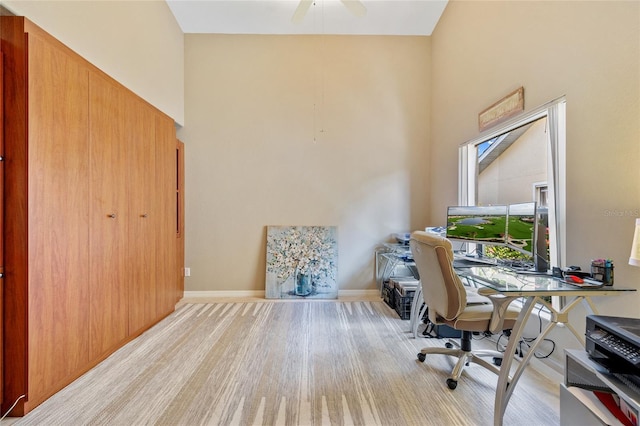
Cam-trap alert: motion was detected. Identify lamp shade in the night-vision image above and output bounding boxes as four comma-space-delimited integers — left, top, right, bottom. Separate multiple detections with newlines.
630, 218, 640, 267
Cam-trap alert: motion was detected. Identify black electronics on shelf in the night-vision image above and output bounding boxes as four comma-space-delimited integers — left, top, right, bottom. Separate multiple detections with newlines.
585, 315, 640, 381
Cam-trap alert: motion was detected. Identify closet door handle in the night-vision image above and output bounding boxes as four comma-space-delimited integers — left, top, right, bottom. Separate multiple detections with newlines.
107, 213, 117, 219
141, 214, 148, 218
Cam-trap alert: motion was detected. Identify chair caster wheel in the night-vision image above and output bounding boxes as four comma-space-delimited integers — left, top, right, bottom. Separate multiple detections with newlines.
445, 342, 454, 349
446, 378, 458, 390
493, 357, 502, 366
417, 353, 426, 362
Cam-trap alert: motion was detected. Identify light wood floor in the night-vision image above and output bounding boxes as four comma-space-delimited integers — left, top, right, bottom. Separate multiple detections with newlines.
4, 297, 561, 425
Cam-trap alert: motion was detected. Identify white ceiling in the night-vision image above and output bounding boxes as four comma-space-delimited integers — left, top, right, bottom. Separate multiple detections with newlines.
165, 0, 448, 36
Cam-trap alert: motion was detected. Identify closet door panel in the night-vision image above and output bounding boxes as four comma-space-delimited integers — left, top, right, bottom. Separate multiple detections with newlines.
127, 98, 157, 335
27, 34, 90, 404
0, 42, 4, 406
88, 72, 129, 359
2, 17, 181, 415
2, 18, 31, 412
155, 114, 178, 317
176, 140, 185, 302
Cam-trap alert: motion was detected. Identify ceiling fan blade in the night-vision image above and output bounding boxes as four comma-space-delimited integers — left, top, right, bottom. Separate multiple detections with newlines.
340, 0, 367, 17
292, 0, 314, 23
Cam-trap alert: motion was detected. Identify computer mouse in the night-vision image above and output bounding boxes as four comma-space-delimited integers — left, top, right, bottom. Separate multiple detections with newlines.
566, 275, 584, 284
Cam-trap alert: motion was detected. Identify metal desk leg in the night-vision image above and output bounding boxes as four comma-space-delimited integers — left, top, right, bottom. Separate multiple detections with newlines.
494, 295, 601, 425
410, 286, 423, 337
494, 296, 537, 426
380, 258, 399, 296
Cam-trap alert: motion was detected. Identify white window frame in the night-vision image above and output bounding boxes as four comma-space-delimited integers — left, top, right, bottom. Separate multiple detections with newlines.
458, 97, 567, 310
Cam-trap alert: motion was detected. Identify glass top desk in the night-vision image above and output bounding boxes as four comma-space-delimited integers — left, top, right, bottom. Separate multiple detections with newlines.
454, 265, 636, 426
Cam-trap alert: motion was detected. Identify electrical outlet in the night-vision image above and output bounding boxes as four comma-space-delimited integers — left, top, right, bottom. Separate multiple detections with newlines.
184, 267, 191, 277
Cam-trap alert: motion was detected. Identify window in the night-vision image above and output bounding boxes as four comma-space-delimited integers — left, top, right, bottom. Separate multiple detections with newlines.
458, 97, 566, 272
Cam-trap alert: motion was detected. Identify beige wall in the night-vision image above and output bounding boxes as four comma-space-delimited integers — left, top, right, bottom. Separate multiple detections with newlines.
431, 0, 640, 316
2, 0, 185, 124
179, 35, 431, 293
5, 0, 638, 309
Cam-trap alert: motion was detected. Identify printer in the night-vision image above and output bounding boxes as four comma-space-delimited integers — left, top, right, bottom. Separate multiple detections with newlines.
585, 315, 640, 380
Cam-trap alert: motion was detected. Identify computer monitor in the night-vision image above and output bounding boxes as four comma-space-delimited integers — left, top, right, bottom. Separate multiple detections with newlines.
504, 202, 549, 273
506, 202, 537, 256
534, 206, 550, 272
445, 205, 508, 246
446, 203, 549, 273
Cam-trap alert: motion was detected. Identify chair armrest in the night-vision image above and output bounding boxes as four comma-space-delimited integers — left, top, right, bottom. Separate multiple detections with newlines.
477, 288, 519, 334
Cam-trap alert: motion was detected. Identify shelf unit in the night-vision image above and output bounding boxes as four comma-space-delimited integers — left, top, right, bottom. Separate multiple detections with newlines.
374, 243, 415, 295
561, 349, 639, 425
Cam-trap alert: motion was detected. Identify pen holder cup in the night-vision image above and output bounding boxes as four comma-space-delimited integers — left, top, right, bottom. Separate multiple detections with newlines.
591, 264, 614, 286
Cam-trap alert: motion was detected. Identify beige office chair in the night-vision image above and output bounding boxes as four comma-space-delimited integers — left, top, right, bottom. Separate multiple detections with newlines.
410, 231, 521, 389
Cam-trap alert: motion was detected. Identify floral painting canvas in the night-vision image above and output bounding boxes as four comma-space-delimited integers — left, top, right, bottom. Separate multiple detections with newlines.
265, 226, 338, 299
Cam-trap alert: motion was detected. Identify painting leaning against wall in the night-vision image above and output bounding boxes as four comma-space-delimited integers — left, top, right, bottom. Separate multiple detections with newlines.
265, 226, 338, 299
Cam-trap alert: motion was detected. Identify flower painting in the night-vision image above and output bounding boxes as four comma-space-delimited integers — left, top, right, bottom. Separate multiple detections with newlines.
265, 226, 338, 299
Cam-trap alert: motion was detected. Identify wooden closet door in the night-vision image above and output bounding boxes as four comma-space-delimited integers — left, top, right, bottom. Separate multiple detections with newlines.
176, 140, 185, 302
88, 71, 128, 359
1, 44, 4, 406
155, 114, 178, 317
127, 98, 157, 335
27, 33, 91, 405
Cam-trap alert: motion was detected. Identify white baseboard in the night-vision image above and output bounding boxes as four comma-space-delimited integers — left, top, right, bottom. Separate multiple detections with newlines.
337, 289, 380, 298
183, 290, 265, 298
182, 289, 380, 299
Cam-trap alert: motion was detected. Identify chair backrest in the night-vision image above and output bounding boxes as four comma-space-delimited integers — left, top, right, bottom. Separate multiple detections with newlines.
410, 231, 467, 321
